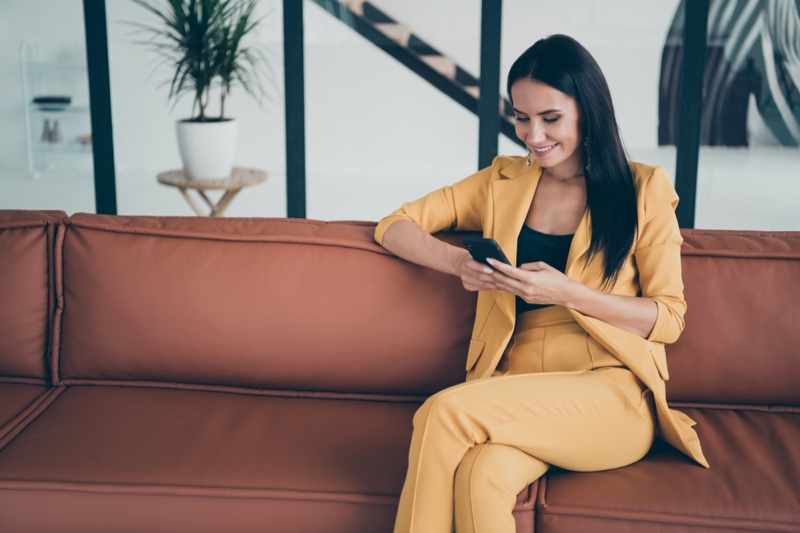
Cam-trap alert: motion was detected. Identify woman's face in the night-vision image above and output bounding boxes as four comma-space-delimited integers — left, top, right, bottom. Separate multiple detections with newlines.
510, 78, 583, 176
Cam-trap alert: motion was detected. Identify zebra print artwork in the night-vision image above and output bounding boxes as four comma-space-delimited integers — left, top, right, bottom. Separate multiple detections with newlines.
659, 0, 800, 147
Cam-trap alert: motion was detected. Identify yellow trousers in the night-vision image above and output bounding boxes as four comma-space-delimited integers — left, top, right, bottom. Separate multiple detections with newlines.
393, 306, 657, 533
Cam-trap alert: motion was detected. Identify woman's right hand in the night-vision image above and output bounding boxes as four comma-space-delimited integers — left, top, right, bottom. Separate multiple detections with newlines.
457, 251, 500, 292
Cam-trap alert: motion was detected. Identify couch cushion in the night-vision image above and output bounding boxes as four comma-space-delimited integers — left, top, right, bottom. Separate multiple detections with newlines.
668, 230, 800, 405
0, 386, 416, 493
536, 407, 800, 532
58, 215, 476, 395
0, 385, 535, 532
0, 384, 52, 435
0, 386, 414, 532
0, 210, 65, 381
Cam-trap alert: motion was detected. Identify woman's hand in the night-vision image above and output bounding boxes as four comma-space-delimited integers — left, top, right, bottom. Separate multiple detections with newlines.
457, 254, 504, 291
484, 258, 659, 338
482, 259, 576, 306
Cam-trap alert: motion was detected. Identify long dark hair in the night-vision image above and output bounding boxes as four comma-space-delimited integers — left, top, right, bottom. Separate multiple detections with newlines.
507, 34, 637, 288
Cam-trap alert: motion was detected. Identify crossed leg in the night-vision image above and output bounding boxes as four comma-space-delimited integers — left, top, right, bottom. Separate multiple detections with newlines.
393, 368, 656, 533
454, 443, 548, 533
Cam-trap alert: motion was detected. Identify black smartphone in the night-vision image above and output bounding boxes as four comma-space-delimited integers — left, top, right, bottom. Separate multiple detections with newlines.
462, 237, 511, 265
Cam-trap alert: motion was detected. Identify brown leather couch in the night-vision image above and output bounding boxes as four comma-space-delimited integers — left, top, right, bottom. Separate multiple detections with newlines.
0, 209, 798, 533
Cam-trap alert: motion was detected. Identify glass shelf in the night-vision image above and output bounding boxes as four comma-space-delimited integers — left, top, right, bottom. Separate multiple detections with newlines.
33, 141, 92, 154
29, 104, 90, 114
20, 38, 93, 178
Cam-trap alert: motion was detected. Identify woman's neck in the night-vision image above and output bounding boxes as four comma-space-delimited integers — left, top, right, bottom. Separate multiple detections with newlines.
542, 167, 584, 182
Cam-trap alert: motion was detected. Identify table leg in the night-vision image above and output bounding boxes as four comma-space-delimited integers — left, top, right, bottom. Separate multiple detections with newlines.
178, 187, 208, 216
174, 186, 247, 217
196, 190, 220, 214
210, 188, 243, 217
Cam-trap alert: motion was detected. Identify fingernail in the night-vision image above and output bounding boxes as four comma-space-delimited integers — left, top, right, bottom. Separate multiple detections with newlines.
483, 267, 492, 274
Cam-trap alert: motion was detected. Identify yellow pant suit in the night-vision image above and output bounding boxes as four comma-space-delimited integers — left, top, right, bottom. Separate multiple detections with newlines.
374, 157, 708, 533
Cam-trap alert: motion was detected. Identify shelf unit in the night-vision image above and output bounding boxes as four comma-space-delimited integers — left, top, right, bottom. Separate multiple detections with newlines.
20, 38, 92, 179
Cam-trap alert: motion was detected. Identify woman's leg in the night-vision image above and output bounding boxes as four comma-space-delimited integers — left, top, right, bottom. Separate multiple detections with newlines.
454, 443, 548, 533
393, 368, 655, 533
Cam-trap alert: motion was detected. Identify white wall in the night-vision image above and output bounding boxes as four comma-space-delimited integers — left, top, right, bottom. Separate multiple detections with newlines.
0, 0, 797, 229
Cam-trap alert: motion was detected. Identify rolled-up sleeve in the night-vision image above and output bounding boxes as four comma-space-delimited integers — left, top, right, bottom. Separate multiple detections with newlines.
374, 160, 496, 245
634, 168, 687, 344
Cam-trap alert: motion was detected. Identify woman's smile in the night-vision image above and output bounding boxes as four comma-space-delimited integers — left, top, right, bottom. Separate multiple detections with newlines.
531, 143, 558, 156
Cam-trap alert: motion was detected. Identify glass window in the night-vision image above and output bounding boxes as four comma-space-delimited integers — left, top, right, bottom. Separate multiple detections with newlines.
303, 0, 483, 221
106, 0, 284, 217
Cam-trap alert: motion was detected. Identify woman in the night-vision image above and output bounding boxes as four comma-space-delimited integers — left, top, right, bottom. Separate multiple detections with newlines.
374, 35, 708, 533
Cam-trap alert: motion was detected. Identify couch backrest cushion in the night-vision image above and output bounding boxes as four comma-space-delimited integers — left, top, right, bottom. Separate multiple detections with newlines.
667, 230, 800, 405
58, 214, 476, 395
0, 210, 65, 382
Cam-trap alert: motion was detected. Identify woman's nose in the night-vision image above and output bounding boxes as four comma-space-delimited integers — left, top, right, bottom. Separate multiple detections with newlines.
527, 122, 546, 145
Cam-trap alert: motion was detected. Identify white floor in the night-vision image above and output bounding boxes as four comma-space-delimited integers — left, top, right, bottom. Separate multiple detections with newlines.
1, 146, 798, 231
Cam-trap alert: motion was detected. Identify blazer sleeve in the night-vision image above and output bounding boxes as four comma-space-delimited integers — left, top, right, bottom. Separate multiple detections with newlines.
374, 158, 498, 245
634, 167, 687, 344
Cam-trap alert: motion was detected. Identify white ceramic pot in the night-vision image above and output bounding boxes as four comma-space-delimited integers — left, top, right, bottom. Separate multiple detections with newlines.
175, 119, 237, 179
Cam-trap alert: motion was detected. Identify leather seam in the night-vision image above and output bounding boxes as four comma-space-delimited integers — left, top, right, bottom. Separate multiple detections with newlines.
0, 386, 66, 451
0, 480, 400, 505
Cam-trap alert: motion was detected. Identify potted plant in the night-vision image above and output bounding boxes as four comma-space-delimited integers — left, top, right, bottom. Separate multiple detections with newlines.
131, 0, 267, 179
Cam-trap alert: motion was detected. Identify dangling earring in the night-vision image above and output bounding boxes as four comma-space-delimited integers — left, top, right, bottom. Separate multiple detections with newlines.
583, 137, 591, 172
526, 148, 532, 167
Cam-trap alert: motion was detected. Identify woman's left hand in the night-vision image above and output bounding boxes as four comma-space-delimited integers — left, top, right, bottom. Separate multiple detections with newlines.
482, 259, 576, 306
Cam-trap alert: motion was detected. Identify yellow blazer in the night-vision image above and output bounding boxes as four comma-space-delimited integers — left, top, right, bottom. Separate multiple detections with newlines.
375, 156, 708, 468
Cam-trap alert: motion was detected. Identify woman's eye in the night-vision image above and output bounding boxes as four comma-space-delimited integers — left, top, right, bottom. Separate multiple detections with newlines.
514, 116, 529, 123
543, 116, 560, 124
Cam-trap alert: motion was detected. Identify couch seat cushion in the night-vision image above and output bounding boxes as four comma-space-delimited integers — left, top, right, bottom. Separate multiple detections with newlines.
0, 385, 417, 532
0, 385, 419, 492
0, 384, 51, 434
536, 407, 800, 533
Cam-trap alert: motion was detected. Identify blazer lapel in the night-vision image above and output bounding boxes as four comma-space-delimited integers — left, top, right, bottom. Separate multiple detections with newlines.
490, 161, 541, 318
565, 207, 591, 279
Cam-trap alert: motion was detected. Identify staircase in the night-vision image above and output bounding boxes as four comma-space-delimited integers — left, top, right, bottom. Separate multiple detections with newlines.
310, 0, 524, 148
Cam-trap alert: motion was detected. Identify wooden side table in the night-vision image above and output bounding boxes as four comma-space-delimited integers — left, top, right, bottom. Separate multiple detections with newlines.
157, 167, 268, 217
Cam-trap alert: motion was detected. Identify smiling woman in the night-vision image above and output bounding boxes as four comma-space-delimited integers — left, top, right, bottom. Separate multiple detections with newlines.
374, 34, 707, 533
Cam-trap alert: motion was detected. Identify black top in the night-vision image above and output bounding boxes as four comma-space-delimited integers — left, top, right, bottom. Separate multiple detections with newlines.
515, 224, 574, 315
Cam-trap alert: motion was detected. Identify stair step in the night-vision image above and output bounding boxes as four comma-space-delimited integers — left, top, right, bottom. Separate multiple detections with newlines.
421, 55, 457, 79
408, 34, 441, 56
455, 66, 479, 87
348, 0, 396, 24
374, 23, 412, 46
464, 87, 515, 118
346, 0, 364, 15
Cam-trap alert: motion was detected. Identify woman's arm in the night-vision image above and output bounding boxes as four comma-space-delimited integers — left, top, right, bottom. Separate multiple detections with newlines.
381, 219, 465, 277
382, 220, 501, 292
376, 158, 517, 291
562, 278, 658, 338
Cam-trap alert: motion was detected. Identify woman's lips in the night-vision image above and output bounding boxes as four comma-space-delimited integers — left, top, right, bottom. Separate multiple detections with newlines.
532, 143, 557, 156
